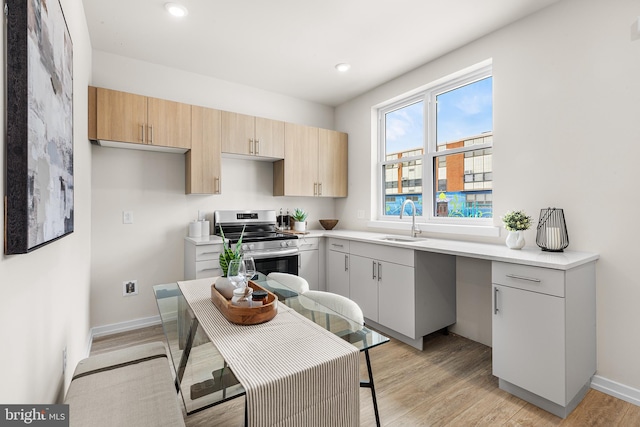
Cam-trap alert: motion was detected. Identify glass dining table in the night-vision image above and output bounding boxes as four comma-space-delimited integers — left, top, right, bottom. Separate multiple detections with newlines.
153, 273, 389, 415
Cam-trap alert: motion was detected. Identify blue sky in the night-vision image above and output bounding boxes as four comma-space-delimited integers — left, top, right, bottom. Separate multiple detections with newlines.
385, 77, 493, 154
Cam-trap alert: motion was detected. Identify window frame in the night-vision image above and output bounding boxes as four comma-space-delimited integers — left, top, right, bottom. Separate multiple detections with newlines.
377, 64, 493, 226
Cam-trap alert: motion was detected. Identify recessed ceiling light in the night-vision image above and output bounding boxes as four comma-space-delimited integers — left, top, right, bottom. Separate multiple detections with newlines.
335, 63, 351, 72
165, 2, 188, 17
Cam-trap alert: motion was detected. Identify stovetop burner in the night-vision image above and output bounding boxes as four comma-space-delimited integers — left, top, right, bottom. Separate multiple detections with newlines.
213, 210, 299, 245
223, 232, 297, 244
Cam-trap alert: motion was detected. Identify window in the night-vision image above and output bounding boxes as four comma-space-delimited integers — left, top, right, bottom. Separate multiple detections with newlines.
379, 65, 493, 221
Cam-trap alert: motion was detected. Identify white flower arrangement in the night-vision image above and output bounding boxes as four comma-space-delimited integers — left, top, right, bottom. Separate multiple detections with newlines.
502, 210, 532, 231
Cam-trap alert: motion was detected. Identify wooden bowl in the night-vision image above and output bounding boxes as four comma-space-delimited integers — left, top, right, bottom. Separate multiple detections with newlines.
319, 219, 339, 230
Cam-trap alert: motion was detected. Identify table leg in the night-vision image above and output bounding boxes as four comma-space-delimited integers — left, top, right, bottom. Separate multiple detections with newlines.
175, 315, 199, 391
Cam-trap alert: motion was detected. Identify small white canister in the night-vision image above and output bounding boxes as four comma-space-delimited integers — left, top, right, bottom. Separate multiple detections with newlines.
231, 287, 253, 307
201, 220, 210, 237
188, 221, 202, 238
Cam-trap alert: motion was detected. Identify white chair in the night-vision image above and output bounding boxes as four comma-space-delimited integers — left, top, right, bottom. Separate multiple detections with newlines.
266, 272, 309, 294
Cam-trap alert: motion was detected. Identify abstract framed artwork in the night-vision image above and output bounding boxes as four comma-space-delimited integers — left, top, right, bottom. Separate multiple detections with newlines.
5, 0, 74, 254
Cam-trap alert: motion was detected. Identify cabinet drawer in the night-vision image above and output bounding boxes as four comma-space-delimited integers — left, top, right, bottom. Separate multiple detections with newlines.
196, 245, 223, 261
298, 237, 319, 251
195, 260, 221, 278
492, 262, 565, 297
350, 241, 414, 267
327, 238, 349, 253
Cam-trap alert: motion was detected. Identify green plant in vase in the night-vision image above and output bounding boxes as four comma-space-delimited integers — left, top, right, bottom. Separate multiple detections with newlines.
291, 208, 308, 232
218, 224, 245, 277
214, 225, 245, 299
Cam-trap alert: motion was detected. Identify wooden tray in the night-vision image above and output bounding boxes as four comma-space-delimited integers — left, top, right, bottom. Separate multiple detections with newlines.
210, 281, 277, 325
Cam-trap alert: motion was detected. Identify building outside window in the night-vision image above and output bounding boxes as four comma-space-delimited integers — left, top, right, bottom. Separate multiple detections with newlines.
379, 65, 493, 222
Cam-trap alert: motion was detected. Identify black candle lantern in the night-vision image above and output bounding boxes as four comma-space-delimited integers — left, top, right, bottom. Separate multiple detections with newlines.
535, 208, 569, 252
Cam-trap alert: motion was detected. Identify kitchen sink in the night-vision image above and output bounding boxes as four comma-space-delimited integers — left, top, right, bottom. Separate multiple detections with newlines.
379, 236, 427, 243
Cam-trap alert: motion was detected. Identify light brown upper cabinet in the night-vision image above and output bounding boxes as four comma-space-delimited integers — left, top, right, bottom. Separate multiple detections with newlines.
318, 128, 348, 197
221, 111, 285, 159
88, 86, 191, 150
273, 124, 348, 197
187, 106, 221, 194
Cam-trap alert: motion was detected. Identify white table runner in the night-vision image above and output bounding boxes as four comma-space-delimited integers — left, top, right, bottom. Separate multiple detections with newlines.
178, 278, 360, 427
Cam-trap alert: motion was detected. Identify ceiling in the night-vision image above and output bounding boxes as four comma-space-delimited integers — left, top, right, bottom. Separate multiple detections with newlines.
82, 0, 560, 106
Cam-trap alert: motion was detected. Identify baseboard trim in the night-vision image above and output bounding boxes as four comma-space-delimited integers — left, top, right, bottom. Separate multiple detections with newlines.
591, 375, 640, 406
91, 315, 162, 340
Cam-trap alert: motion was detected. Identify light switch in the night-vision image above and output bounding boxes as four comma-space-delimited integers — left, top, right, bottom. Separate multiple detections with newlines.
123, 211, 134, 224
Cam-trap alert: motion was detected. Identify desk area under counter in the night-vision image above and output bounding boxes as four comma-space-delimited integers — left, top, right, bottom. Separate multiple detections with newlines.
319, 229, 598, 419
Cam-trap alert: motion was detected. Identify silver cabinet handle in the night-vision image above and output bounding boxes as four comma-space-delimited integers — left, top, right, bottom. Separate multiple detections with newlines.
200, 251, 219, 256
215, 177, 220, 194
200, 267, 219, 272
249, 138, 254, 154
314, 182, 318, 196
318, 182, 322, 196
372, 260, 376, 279
140, 124, 145, 142
344, 254, 348, 271
378, 262, 382, 281
506, 274, 541, 283
255, 139, 260, 154
332, 243, 344, 248
494, 287, 499, 314
149, 125, 154, 143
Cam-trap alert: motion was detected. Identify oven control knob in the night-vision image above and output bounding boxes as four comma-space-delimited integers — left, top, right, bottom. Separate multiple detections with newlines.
286, 241, 293, 247
241, 244, 249, 251
280, 241, 287, 248
249, 244, 255, 250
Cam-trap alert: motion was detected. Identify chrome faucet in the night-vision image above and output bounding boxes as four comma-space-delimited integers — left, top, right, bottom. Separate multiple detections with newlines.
400, 199, 422, 238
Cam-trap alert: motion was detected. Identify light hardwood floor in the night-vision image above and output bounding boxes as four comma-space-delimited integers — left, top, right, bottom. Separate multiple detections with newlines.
90, 325, 640, 426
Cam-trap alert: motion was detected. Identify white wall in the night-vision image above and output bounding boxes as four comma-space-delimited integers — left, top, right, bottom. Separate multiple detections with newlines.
89, 52, 338, 329
0, 0, 92, 403
335, 0, 640, 394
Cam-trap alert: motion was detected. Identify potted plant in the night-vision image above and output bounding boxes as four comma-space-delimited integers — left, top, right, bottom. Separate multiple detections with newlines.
214, 225, 245, 298
501, 210, 532, 250
291, 208, 308, 232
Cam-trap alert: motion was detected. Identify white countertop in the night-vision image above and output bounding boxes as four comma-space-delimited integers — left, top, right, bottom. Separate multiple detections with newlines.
321, 230, 598, 270
185, 230, 598, 270
184, 235, 225, 245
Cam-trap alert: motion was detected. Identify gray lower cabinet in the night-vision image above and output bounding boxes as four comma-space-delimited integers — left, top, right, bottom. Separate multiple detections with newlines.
298, 237, 319, 290
349, 253, 415, 338
491, 261, 596, 418
326, 238, 350, 297
184, 239, 224, 280
347, 241, 456, 349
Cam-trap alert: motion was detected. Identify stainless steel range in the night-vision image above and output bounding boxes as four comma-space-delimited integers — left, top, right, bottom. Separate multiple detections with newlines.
213, 210, 299, 276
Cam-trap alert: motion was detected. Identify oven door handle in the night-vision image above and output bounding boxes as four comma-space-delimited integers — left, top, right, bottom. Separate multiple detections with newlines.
243, 248, 299, 259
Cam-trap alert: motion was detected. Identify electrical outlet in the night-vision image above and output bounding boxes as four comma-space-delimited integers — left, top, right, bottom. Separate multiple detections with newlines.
123, 280, 138, 296
62, 346, 67, 376
357, 210, 365, 219
123, 211, 134, 224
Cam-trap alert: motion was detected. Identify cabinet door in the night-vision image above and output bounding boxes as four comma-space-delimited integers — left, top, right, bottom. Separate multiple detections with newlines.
492, 284, 566, 405
298, 250, 319, 290
95, 88, 147, 144
255, 117, 285, 159
283, 123, 319, 196
147, 97, 191, 149
327, 250, 349, 297
318, 129, 348, 197
378, 262, 415, 338
349, 255, 378, 322
187, 106, 221, 194
221, 111, 255, 155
